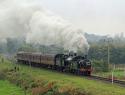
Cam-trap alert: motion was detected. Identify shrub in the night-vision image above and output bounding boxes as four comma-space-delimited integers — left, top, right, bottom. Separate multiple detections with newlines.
0, 70, 6, 80
0, 65, 91, 95
92, 60, 109, 73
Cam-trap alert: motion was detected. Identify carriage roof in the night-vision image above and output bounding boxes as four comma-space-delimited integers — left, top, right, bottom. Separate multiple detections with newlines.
17, 52, 57, 57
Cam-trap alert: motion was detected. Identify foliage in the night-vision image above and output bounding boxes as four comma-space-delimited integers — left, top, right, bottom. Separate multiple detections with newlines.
1, 59, 125, 95
0, 70, 6, 80
6, 38, 25, 54
18, 44, 37, 52
0, 63, 90, 95
0, 42, 7, 53
92, 60, 109, 72
88, 44, 125, 64
0, 80, 24, 95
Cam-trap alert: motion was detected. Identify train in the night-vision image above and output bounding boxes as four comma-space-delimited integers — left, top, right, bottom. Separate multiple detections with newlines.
16, 52, 92, 76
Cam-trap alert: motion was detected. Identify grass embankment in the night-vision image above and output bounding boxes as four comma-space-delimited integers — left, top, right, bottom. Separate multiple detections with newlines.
0, 59, 125, 95
93, 70, 125, 80
0, 80, 24, 95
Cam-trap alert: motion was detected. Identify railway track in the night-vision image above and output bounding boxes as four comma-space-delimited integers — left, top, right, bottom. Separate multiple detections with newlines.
88, 75, 125, 87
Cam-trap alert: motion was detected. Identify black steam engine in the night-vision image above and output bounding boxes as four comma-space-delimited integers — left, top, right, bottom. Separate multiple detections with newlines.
17, 52, 92, 76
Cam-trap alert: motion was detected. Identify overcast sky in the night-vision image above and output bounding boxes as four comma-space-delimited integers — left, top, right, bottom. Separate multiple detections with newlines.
38, 0, 125, 36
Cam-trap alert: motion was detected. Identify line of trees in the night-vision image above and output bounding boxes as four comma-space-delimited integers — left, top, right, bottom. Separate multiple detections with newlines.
88, 44, 125, 64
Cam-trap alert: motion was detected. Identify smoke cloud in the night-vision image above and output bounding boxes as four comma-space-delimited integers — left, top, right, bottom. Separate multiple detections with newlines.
0, 0, 89, 53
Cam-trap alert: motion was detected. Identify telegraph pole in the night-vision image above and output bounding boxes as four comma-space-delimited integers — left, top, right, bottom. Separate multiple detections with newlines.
104, 38, 111, 70
107, 40, 110, 71
104, 37, 113, 83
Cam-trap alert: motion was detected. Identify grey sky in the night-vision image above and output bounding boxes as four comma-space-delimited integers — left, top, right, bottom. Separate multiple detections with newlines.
38, 0, 125, 36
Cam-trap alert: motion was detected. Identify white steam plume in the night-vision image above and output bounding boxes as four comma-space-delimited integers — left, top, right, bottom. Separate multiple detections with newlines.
0, 0, 89, 53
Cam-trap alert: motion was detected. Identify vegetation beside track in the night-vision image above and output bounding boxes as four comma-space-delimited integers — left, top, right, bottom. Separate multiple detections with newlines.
0, 80, 24, 95
0, 59, 91, 95
94, 69, 125, 80
0, 59, 125, 95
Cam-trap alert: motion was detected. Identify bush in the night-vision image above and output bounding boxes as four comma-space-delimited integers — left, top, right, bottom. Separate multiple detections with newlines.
0, 66, 91, 95
92, 60, 109, 73
0, 70, 6, 80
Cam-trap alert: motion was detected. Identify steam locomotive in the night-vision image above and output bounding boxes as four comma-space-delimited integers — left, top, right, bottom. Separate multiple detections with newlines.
16, 52, 92, 76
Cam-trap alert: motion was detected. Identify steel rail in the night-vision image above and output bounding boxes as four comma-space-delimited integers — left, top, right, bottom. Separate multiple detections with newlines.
88, 75, 125, 87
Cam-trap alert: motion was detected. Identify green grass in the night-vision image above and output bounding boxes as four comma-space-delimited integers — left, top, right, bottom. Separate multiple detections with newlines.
0, 80, 24, 95
1, 60, 125, 95
94, 70, 125, 80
